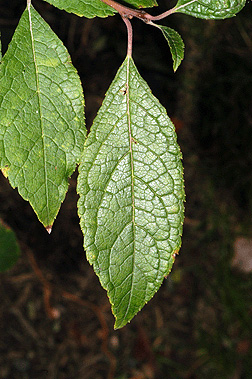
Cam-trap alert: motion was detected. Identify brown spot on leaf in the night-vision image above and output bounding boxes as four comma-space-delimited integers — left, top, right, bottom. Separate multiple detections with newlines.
131, 137, 138, 144
45, 225, 53, 234
120, 85, 127, 95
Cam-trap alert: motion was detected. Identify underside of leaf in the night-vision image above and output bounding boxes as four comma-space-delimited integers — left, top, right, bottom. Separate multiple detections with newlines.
78, 57, 184, 328
0, 5, 86, 227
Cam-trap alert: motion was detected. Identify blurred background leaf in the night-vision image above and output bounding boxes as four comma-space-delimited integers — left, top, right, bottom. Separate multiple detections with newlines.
0, 219, 20, 272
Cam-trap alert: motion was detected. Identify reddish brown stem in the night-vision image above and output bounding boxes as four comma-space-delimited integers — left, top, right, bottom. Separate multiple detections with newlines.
101, 0, 198, 22
101, 0, 182, 24
147, 0, 198, 20
25, 246, 58, 319
100, 0, 149, 20
122, 16, 133, 57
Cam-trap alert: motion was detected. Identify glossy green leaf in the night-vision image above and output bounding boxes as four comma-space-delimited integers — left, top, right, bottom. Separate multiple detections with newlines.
78, 57, 184, 328
0, 5, 86, 229
42, 0, 158, 18
158, 26, 184, 72
175, 0, 246, 19
0, 220, 20, 272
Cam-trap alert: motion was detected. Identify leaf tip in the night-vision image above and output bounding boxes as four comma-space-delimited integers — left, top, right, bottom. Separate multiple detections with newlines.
113, 313, 130, 330
45, 225, 53, 234
114, 320, 126, 330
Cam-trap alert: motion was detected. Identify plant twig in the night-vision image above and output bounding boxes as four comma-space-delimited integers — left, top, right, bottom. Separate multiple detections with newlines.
100, 0, 197, 56
24, 242, 116, 378
100, 0, 149, 20
62, 291, 117, 379
25, 245, 59, 319
10, 306, 40, 340
100, 0, 196, 22
149, 0, 197, 21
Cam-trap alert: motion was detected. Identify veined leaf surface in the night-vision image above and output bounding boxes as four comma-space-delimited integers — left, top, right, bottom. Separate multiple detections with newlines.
42, 0, 158, 18
78, 57, 184, 328
0, 5, 86, 228
175, 0, 246, 19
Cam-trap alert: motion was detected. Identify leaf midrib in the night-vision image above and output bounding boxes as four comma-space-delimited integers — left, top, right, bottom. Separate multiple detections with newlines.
123, 56, 136, 323
28, 4, 50, 223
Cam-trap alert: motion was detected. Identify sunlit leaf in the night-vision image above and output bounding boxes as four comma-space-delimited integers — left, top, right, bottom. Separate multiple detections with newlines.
175, 0, 246, 19
0, 5, 86, 228
78, 57, 184, 328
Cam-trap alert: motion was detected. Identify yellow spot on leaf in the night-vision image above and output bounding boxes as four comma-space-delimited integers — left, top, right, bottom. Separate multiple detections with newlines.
1, 166, 10, 178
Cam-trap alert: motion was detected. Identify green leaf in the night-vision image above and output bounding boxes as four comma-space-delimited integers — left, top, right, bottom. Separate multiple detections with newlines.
42, 0, 158, 18
158, 26, 184, 72
126, 0, 158, 7
0, 5, 86, 229
0, 220, 20, 272
175, 0, 246, 19
78, 57, 184, 328
43, 0, 115, 18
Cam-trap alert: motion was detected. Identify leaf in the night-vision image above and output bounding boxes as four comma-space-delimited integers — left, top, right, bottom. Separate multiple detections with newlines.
43, 0, 115, 18
0, 5, 86, 228
78, 57, 184, 328
158, 26, 184, 72
0, 220, 20, 272
42, 0, 158, 18
175, 0, 246, 19
126, 0, 158, 7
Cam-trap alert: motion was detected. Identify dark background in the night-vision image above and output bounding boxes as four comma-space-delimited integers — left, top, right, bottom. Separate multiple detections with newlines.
0, 0, 252, 378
